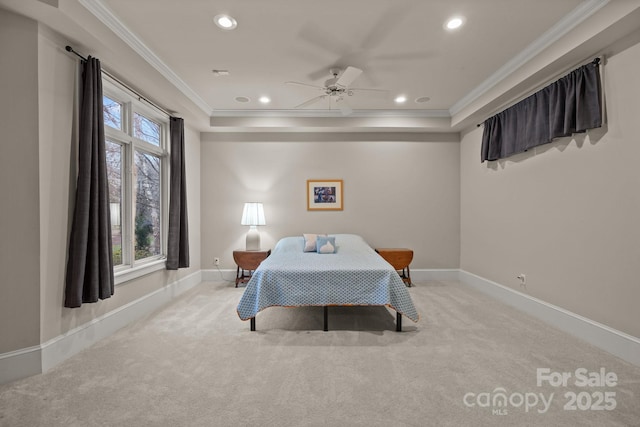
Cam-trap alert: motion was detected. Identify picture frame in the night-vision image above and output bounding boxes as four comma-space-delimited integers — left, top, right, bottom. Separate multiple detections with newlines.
307, 179, 343, 211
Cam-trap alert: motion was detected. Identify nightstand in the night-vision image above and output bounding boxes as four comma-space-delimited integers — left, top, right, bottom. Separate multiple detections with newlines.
232, 249, 271, 287
375, 248, 413, 286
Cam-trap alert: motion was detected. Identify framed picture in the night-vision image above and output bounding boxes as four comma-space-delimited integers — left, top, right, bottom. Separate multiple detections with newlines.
307, 179, 343, 211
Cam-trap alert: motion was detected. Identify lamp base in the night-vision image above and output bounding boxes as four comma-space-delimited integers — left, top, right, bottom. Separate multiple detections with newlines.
246, 226, 261, 251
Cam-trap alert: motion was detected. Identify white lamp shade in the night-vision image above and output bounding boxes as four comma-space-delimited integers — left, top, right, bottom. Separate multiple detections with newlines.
241, 202, 266, 226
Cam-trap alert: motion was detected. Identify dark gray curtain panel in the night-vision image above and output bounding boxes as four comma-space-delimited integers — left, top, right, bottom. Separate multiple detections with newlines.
481, 59, 602, 162
65, 57, 114, 308
166, 117, 190, 270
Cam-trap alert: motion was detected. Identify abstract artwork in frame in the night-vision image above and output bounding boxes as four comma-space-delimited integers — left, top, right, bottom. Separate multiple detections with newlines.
307, 179, 343, 211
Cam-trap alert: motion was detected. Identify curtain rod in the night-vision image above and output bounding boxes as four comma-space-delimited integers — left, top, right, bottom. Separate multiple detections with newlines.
475, 57, 601, 127
65, 46, 173, 118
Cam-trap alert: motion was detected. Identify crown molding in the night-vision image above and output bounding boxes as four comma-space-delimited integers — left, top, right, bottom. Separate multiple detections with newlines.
210, 109, 451, 118
80, 0, 609, 125
78, 0, 212, 115
449, 0, 609, 116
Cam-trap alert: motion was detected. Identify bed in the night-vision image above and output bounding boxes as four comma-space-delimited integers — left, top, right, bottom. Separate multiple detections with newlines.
236, 234, 419, 331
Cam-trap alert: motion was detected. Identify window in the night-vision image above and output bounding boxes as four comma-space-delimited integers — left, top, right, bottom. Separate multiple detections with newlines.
106, 140, 123, 266
103, 78, 168, 283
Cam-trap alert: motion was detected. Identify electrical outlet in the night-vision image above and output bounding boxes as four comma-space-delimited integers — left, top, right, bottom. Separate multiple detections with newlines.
214, 257, 220, 266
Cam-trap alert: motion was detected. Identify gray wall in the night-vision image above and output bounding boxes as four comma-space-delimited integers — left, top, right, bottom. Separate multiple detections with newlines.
0, 9, 202, 354
36, 27, 203, 344
460, 37, 640, 338
201, 134, 461, 271
0, 9, 40, 354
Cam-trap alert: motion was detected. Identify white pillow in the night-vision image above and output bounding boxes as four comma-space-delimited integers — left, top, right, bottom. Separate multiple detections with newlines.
303, 233, 326, 252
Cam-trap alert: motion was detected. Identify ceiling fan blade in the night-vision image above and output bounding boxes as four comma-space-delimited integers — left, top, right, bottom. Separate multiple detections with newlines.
360, 4, 411, 50
286, 81, 325, 90
308, 66, 332, 81
335, 97, 353, 116
295, 95, 326, 109
298, 24, 351, 57
336, 66, 362, 88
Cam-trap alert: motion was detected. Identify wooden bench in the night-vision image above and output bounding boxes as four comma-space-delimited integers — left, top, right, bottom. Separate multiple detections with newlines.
375, 248, 413, 286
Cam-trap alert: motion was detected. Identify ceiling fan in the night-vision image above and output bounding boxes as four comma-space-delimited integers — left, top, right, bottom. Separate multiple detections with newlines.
286, 66, 386, 115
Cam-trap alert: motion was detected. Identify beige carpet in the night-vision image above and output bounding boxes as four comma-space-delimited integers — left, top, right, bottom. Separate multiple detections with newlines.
1, 279, 639, 427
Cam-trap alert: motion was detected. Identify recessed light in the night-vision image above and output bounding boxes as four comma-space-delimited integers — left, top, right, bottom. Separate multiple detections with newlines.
212, 69, 230, 76
394, 95, 407, 104
214, 14, 237, 30
259, 96, 271, 104
235, 96, 250, 103
415, 96, 431, 103
445, 16, 465, 30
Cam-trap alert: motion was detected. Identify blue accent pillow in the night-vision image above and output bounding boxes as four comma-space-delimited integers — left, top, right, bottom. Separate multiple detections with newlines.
316, 236, 336, 254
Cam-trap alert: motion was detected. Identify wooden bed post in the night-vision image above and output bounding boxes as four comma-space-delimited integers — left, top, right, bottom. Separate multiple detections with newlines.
250, 317, 255, 331
396, 312, 402, 332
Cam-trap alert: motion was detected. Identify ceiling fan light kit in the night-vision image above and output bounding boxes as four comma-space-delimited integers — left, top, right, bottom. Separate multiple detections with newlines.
286, 66, 389, 115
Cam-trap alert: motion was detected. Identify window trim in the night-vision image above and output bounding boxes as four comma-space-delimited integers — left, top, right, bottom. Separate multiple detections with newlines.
114, 258, 166, 285
103, 76, 169, 284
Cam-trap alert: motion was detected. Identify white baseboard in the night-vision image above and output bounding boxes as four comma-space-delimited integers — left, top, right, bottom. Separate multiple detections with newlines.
458, 269, 640, 367
0, 270, 202, 385
411, 268, 459, 282
0, 345, 42, 385
201, 268, 236, 283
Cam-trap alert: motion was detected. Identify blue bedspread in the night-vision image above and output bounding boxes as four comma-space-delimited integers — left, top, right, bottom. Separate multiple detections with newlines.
236, 234, 419, 322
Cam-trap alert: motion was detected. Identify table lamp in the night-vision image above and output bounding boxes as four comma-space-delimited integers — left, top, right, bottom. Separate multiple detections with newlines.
241, 202, 266, 250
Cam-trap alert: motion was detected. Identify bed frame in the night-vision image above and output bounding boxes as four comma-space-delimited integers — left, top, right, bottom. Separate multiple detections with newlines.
237, 235, 418, 332
248, 307, 403, 332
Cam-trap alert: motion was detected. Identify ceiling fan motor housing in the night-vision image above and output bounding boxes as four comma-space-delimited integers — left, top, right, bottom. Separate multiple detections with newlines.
325, 67, 349, 90
324, 85, 346, 96
289, 65, 364, 112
